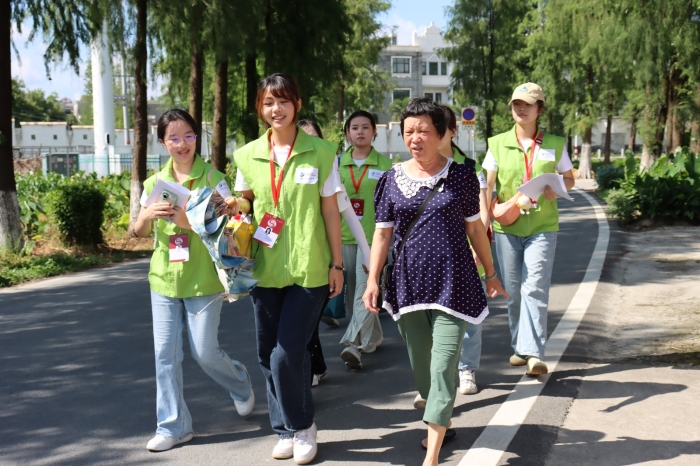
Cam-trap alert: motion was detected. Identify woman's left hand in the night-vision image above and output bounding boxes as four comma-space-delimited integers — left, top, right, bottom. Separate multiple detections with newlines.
170, 206, 192, 230
486, 277, 509, 300
328, 268, 344, 298
543, 185, 558, 201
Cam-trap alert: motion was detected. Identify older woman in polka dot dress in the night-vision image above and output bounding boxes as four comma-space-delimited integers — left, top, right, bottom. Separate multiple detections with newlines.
363, 97, 507, 466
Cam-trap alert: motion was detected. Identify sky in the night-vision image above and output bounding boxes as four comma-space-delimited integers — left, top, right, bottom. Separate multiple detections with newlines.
10, 0, 454, 101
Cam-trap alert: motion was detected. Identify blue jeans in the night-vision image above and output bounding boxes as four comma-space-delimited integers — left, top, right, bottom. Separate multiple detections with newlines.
494, 232, 557, 358
250, 285, 328, 438
459, 281, 486, 371
151, 291, 252, 440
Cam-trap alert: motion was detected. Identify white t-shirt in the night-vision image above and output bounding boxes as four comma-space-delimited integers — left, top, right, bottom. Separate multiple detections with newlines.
234, 152, 343, 198
482, 144, 573, 174
353, 158, 367, 167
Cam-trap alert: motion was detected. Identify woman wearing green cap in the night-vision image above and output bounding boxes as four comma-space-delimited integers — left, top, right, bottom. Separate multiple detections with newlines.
483, 83, 575, 376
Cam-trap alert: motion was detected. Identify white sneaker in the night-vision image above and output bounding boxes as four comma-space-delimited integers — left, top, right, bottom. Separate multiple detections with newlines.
146, 432, 193, 451
311, 371, 326, 387
234, 389, 255, 417
413, 393, 426, 410
526, 356, 548, 376
459, 369, 478, 395
340, 346, 362, 369
271, 437, 294, 459
293, 423, 318, 465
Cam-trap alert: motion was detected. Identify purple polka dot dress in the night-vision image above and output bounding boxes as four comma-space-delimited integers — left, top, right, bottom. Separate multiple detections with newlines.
374, 159, 488, 324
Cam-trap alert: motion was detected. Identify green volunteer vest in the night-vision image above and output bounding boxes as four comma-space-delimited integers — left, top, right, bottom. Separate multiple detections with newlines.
144, 155, 227, 298
488, 125, 566, 237
339, 146, 392, 244
234, 128, 334, 289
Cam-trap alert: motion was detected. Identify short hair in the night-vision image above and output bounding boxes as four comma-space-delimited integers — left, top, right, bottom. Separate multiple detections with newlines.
343, 110, 377, 134
400, 97, 447, 139
157, 109, 198, 141
297, 119, 324, 139
255, 73, 301, 128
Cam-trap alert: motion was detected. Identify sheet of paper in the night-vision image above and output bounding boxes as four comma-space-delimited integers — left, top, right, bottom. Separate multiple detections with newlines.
144, 179, 191, 209
518, 173, 573, 201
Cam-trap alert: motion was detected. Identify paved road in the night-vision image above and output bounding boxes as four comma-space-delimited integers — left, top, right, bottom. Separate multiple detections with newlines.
0, 191, 600, 466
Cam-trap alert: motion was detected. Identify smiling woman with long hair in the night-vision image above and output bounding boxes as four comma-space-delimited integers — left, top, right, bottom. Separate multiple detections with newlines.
229, 74, 344, 464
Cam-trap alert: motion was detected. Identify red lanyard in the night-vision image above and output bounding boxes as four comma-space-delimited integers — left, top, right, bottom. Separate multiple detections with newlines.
188, 179, 194, 190
269, 134, 297, 208
517, 129, 543, 182
349, 164, 369, 196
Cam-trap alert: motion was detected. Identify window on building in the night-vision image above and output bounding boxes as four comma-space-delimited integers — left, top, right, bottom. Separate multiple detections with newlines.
393, 89, 411, 101
429, 62, 438, 75
422, 61, 427, 75
53, 135, 58, 140
435, 93, 442, 102
83, 134, 88, 140
441, 62, 447, 75
424, 93, 434, 100
31, 135, 36, 140
392, 57, 411, 75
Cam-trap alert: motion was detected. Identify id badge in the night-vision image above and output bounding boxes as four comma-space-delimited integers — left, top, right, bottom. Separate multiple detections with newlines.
350, 198, 365, 220
169, 233, 190, 262
253, 212, 285, 248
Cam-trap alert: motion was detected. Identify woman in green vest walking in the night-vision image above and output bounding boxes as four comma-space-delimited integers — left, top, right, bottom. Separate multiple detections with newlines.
134, 109, 254, 452
483, 83, 575, 376
230, 74, 344, 465
338, 111, 393, 370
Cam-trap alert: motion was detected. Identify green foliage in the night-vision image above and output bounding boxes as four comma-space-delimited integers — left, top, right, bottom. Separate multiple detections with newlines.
606, 148, 700, 226
16, 172, 69, 242
388, 97, 410, 122
595, 164, 625, 190
46, 177, 107, 247
100, 172, 131, 223
605, 188, 637, 227
442, 0, 531, 139
11, 78, 70, 125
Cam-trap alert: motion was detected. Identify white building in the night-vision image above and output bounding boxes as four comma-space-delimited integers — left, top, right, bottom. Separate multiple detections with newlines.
11, 120, 233, 176
376, 22, 453, 124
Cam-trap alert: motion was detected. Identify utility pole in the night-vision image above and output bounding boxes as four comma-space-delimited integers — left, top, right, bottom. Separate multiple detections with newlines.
119, 57, 130, 146
90, 22, 115, 176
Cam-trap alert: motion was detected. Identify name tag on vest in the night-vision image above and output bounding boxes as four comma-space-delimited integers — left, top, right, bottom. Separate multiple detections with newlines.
368, 169, 385, 180
295, 167, 319, 184
538, 149, 556, 162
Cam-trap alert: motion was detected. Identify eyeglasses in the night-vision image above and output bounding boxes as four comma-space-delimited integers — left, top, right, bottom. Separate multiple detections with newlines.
165, 135, 197, 146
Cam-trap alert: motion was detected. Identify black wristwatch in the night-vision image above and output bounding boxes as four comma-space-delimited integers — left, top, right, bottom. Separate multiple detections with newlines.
330, 264, 345, 271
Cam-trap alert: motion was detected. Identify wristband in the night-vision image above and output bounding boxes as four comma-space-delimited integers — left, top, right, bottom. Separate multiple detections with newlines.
484, 272, 498, 282
330, 264, 345, 271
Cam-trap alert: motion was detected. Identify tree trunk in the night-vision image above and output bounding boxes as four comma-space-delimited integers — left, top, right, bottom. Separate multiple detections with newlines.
629, 113, 637, 152
604, 112, 612, 164
243, 48, 258, 142
665, 66, 683, 153
337, 81, 345, 125
0, 0, 23, 252
129, 0, 148, 236
655, 74, 669, 156
692, 83, 700, 153
578, 126, 593, 179
189, 37, 204, 156
211, 59, 228, 172
566, 129, 573, 158
640, 84, 658, 170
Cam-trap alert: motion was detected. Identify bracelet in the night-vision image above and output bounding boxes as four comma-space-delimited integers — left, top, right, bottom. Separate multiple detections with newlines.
330, 264, 345, 271
484, 272, 498, 282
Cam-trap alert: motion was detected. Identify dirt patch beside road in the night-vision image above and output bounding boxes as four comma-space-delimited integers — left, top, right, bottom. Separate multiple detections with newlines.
594, 226, 700, 365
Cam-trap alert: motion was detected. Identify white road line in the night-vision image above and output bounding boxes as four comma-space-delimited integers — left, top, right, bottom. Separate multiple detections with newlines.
458, 189, 610, 466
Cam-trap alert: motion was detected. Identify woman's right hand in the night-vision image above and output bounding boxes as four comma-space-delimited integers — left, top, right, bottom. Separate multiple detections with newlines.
143, 201, 175, 222
363, 280, 381, 314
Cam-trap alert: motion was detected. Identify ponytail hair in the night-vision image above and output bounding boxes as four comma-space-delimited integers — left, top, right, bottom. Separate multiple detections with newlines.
440, 104, 467, 157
